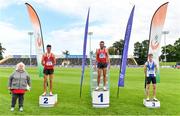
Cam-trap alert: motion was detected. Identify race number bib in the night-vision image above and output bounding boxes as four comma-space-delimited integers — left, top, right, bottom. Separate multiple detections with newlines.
99, 53, 105, 58
149, 70, 154, 74
46, 61, 53, 66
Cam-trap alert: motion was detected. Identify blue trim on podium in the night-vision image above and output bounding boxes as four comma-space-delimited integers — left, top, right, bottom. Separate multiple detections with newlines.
93, 103, 109, 105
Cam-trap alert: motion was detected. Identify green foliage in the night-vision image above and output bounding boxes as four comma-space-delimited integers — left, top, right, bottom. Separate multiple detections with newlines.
161, 44, 176, 62
108, 40, 124, 55
161, 38, 180, 62
134, 40, 149, 65
0, 43, 6, 60
174, 38, 180, 62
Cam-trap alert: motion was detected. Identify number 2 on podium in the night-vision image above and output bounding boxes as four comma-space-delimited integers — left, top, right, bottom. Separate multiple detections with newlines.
98, 93, 103, 102
44, 98, 48, 104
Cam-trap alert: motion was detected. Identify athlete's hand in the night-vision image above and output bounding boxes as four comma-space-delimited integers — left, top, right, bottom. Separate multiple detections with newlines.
107, 63, 110, 69
29, 87, 31, 91
8, 87, 11, 90
93, 66, 97, 71
27, 85, 31, 91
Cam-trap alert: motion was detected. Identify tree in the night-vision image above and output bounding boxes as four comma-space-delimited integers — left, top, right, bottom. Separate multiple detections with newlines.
0, 43, 6, 60
108, 39, 124, 55
160, 44, 176, 62
160, 38, 180, 62
174, 38, 180, 62
108, 46, 116, 55
134, 40, 149, 65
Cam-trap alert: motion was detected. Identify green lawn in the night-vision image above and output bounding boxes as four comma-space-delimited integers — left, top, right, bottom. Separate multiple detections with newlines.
0, 67, 180, 115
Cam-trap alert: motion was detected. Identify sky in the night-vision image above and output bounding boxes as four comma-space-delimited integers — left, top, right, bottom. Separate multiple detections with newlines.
0, 0, 180, 56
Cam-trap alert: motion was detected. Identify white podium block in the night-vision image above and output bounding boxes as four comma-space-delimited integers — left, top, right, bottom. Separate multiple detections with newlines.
39, 94, 58, 107
92, 90, 109, 108
143, 99, 160, 108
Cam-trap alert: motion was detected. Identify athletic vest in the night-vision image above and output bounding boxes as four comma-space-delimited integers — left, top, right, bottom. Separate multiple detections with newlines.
97, 49, 107, 63
43, 53, 54, 69
146, 61, 156, 77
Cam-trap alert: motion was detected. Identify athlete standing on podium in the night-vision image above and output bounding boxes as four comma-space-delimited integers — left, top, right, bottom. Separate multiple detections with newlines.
95, 41, 110, 91
144, 53, 158, 101
41, 44, 56, 96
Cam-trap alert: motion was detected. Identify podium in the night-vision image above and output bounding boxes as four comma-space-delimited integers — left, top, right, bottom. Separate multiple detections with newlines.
92, 90, 109, 108
39, 94, 58, 107
90, 53, 110, 108
143, 99, 160, 108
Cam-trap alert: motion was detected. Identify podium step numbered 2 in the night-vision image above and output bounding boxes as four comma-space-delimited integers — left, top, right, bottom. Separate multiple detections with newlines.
39, 94, 58, 107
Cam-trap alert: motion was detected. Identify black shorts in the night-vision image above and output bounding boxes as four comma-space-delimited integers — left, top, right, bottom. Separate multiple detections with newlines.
97, 62, 107, 69
43, 69, 54, 75
146, 76, 156, 84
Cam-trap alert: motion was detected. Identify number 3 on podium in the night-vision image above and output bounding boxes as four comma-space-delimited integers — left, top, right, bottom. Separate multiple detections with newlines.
152, 102, 155, 107
44, 98, 48, 104
98, 93, 103, 102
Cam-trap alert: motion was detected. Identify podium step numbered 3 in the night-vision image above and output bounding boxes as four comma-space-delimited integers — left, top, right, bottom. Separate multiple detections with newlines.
39, 94, 58, 107
143, 99, 160, 108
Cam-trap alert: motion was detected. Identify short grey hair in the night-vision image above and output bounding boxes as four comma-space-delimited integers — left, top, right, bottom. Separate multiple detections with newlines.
16, 62, 25, 71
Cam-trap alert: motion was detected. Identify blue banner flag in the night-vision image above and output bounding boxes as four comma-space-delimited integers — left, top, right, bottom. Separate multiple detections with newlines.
118, 6, 135, 87
80, 8, 90, 97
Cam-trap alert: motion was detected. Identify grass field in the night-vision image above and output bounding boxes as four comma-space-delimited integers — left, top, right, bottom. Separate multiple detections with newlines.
0, 67, 180, 115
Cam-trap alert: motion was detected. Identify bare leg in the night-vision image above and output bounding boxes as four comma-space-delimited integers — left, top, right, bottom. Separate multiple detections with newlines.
49, 74, 54, 93
153, 84, 156, 98
103, 68, 107, 87
97, 69, 101, 86
44, 75, 48, 93
146, 84, 150, 98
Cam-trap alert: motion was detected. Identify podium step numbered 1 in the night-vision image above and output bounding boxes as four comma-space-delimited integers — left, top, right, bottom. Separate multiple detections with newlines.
39, 94, 58, 107
92, 90, 109, 108
143, 99, 160, 108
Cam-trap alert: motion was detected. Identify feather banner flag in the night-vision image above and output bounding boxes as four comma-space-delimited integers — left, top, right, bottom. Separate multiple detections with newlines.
80, 8, 90, 97
25, 3, 45, 78
118, 6, 135, 87
117, 6, 135, 96
146, 2, 169, 86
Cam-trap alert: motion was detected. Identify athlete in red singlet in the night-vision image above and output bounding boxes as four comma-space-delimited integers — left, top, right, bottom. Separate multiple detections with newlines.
41, 44, 56, 96
95, 41, 110, 91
